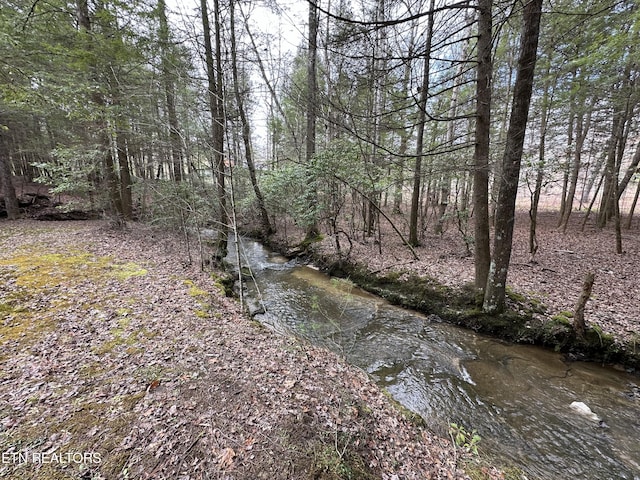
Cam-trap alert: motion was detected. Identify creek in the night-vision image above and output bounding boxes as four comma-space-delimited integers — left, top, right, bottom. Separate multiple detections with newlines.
228, 238, 640, 480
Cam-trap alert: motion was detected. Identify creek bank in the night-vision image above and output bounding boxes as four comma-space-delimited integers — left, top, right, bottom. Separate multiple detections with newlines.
1, 220, 480, 480
257, 234, 640, 374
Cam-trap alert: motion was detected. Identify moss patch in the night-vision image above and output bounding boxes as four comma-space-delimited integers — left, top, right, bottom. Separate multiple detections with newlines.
0, 249, 148, 352
184, 279, 215, 318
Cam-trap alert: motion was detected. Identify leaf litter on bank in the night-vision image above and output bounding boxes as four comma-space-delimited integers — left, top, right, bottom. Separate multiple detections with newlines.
295, 211, 639, 346
0, 220, 478, 480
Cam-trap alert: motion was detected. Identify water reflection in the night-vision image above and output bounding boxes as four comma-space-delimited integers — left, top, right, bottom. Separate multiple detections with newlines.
228, 238, 640, 480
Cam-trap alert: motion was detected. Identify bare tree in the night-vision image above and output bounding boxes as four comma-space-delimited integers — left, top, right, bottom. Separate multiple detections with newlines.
201, 0, 227, 260
230, 0, 273, 236
408, 0, 435, 246
305, 0, 320, 239
484, 0, 543, 314
158, 0, 183, 182
473, 0, 493, 293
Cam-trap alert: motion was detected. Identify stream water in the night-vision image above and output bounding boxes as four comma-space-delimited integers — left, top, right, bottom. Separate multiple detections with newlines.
228, 238, 640, 480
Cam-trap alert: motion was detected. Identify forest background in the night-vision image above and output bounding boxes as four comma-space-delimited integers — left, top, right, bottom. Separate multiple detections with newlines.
1, 0, 639, 343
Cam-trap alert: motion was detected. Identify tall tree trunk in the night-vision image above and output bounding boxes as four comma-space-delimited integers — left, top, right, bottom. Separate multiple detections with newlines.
473, 0, 493, 294
364, 0, 388, 238
116, 132, 133, 219
618, 141, 640, 200
408, 0, 435, 247
239, 3, 302, 158
0, 147, 20, 220
77, 0, 123, 219
213, 0, 227, 257
560, 99, 594, 231
158, 0, 183, 182
104, 135, 123, 217
599, 67, 633, 227
529, 69, 552, 262
392, 39, 415, 214
230, 1, 273, 236
557, 70, 576, 226
483, 0, 543, 314
614, 176, 623, 254
626, 179, 640, 229
201, 0, 227, 260
304, 0, 320, 239
435, 17, 471, 236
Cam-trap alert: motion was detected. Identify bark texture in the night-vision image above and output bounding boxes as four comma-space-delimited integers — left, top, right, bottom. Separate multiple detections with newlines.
483, 0, 543, 314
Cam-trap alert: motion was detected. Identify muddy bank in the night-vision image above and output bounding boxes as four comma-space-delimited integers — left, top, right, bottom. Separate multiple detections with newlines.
258, 234, 640, 374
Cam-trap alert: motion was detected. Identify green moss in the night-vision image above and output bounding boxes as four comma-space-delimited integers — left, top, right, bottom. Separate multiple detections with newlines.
113, 262, 148, 280
551, 314, 572, 325
210, 272, 235, 296
380, 388, 426, 427
505, 286, 526, 303
93, 321, 151, 355
3, 390, 146, 480
184, 279, 209, 298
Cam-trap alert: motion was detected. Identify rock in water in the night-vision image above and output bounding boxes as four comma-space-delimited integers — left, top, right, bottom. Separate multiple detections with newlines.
570, 401, 600, 421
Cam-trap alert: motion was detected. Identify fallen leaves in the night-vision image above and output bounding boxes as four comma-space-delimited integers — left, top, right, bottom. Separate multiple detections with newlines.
296, 211, 640, 345
216, 447, 236, 470
0, 220, 473, 480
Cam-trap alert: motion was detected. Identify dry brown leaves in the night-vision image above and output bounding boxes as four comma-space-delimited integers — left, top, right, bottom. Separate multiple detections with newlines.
0, 220, 472, 480
298, 211, 640, 345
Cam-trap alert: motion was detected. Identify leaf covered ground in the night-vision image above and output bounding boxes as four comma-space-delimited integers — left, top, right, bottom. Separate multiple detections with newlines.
0, 220, 485, 480
298, 211, 640, 349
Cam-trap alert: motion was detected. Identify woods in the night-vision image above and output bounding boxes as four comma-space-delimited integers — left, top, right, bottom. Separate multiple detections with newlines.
3, 2, 640, 478
1, 0, 640, 312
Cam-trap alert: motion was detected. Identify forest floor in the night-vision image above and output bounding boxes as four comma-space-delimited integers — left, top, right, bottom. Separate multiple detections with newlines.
0, 220, 502, 480
271, 209, 640, 353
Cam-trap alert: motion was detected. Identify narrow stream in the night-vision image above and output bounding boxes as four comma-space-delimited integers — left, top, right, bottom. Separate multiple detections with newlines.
228, 238, 640, 480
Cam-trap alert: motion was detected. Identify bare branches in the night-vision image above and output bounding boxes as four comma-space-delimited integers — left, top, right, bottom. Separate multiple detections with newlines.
305, 0, 474, 29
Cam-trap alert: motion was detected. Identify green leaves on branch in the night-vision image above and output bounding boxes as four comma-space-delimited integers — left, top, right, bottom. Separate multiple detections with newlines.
33, 146, 102, 211
260, 141, 370, 231
449, 422, 481, 456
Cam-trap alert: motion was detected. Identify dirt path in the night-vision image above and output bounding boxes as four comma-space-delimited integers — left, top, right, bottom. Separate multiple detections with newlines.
0, 221, 486, 480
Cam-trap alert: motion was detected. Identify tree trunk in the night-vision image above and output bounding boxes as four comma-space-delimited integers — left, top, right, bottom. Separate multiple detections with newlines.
212, 0, 227, 257
393, 39, 415, 214
599, 68, 633, 227
529, 70, 552, 262
573, 272, 594, 338
230, 1, 273, 236
557, 72, 575, 226
473, 0, 493, 293
617, 141, 640, 200
0, 149, 19, 220
409, 0, 435, 247
239, 3, 302, 158
626, 178, 640, 229
560, 99, 594, 231
158, 0, 183, 182
104, 137, 123, 217
116, 132, 133, 220
201, 0, 227, 260
483, 0, 543, 314
304, 0, 320, 239
614, 176, 623, 254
